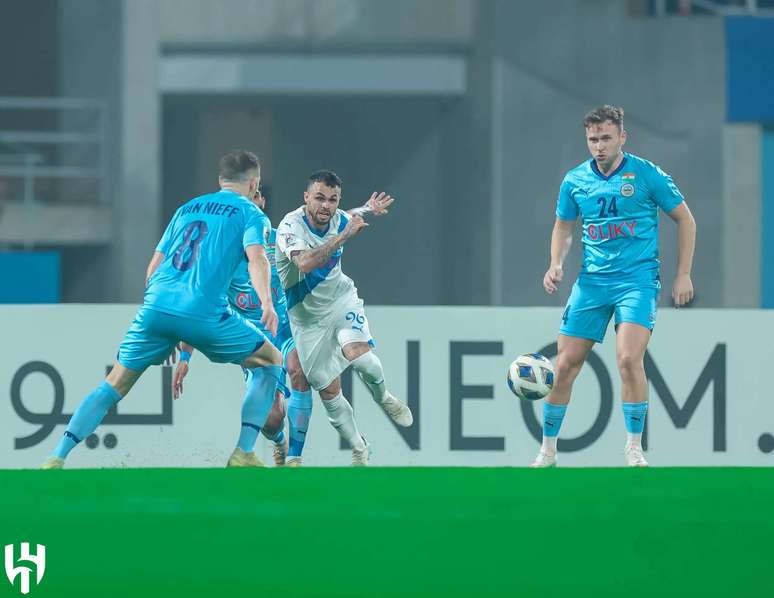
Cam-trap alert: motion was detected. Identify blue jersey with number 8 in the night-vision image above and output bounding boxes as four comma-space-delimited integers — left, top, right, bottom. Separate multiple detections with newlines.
556, 152, 684, 281
145, 189, 270, 322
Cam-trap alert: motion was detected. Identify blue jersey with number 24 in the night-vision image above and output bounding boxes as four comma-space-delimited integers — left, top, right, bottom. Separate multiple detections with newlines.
145, 189, 270, 322
556, 152, 684, 281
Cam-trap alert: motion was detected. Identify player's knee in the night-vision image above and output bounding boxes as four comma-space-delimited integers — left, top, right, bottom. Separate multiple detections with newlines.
265, 343, 282, 367
554, 355, 583, 386
616, 352, 644, 377
288, 367, 310, 392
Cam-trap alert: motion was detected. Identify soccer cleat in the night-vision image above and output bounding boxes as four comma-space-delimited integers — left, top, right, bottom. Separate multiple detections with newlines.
286, 457, 303, 467
226, 447, 265, 468
352, 436, 371, 466
272, 435, 288, 467
529, 451, 557, 468
380, 393, 413, 427
41, 457, 65, 470
625, 444, 649, 467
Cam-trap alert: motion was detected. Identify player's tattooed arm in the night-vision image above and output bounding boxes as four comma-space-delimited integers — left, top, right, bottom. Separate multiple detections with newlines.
347, 192, 395, 218
291, 215, 368, 273
145, 251, 165, 287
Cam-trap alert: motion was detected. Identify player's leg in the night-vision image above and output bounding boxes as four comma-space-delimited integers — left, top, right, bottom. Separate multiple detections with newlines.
529, 334, 595, 468
44, 308, 174, 468
615, 323, 650, 466
228, 339, 284, 466
614, 281, 658, 467
285, 345, 313, 466
337, 308, 413, 427
259, 383, 289, 465
531, 280, 610, 467
192, 312, 283, 467
319, 376, 369, 465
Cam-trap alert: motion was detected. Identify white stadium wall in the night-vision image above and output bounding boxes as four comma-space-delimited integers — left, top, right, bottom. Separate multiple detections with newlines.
1, 305, 771, 468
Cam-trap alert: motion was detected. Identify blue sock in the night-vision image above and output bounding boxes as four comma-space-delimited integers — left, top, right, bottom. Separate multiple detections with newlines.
237, 365, 283, 452
288, 389, 313, 458
52, 381, 121, 459
265, 429, 285, 444
543, 402, 567, 438
622, 401, 648, 434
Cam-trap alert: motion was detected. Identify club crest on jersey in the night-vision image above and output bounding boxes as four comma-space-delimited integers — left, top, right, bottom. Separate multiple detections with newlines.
620, 183, 635, 197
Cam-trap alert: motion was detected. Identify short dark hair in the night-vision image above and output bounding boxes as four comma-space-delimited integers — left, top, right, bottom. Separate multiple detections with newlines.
583, 105, 624, 130
219, 150, 260, 182
307, 169, 342, 190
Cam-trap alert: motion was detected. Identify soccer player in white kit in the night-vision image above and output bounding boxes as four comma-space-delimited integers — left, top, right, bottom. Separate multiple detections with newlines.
276, 170, 413, 465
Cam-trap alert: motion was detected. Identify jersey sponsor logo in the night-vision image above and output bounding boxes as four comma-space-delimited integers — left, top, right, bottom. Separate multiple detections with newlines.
620, 183, 635, 197
587, 220, 637, 241
235, 292, 260, 310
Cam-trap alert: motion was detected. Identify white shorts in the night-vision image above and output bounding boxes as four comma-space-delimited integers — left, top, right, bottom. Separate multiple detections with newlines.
290, 298, 373, 391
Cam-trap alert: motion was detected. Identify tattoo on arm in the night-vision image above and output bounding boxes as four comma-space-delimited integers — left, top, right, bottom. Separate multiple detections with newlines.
291, 236, 342, 271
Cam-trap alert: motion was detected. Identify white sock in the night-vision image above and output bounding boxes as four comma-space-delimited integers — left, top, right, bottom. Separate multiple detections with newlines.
627, 432, 642, 447
322, 392, 365, 450
350, 351, 388, 403
541, 436, 558, 455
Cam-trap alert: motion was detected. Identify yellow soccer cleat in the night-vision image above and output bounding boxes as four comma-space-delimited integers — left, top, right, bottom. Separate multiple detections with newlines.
226, 448, 265, 468
41, 457, 65, 470
286, 457, 303, 467
272, 436, 288, 467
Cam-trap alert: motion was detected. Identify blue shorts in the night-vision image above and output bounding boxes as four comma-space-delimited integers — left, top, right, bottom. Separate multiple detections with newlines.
118, 307, 266, 371
559, 277, 660, 343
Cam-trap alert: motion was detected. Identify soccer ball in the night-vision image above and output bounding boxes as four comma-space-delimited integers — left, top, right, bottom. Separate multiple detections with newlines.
507, 353, 555, 400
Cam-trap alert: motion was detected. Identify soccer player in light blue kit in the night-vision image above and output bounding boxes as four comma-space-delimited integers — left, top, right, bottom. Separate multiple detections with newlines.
42, 150, 283, 469
531, 105, 696, 468
173, 186, 313, 467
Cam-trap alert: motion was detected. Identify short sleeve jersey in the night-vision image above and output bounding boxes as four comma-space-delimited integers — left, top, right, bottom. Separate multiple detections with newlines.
556, 152, 684, 280
275, 206, 359, 324
145, 189, 270, 321
227, 228, 289, 324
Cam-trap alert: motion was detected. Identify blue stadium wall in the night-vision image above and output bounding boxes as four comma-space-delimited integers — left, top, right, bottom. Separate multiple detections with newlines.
725, 16, 774, 307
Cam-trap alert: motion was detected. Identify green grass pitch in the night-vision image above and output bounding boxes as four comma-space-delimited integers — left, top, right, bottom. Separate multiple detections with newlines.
1, 468, 772, 597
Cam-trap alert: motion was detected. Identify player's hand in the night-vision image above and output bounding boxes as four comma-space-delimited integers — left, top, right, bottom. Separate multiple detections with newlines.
342, 214, 368, 240
543, 265, 563, 294
261, 303, 279, 337
172, 360, 189, 400
366, 192, 394, 216
672, 273, 694, 307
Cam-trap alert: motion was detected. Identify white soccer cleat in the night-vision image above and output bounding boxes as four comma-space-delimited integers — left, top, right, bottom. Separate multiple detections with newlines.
529, 451, 557, 468
380, 393, 413, 427
272, 436, 288, 467
352, 436, 371, 466
41, 457, 65, 470
226, 447, 265, 468
286, 457, 303, 467
625, 444, 649, 467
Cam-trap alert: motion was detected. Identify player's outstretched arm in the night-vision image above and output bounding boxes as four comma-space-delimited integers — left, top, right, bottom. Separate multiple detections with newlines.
246, 244, 278, 336
667, 202, 696, 307
145, 251, 164, 287
543, 218, 575, 294
347, 192, 394, 217
291, 214, 368, 274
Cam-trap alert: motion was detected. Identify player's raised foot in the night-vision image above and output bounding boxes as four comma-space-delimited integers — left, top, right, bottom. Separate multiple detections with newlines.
272, 436, 288, 467
286, 457, 303, 467
529, 451, 557, 468
41, 457, 65, 470
352, 436, 371, 466
624, 444, 648, 467
379, 393, 413, 427
227, 447, 265, 468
